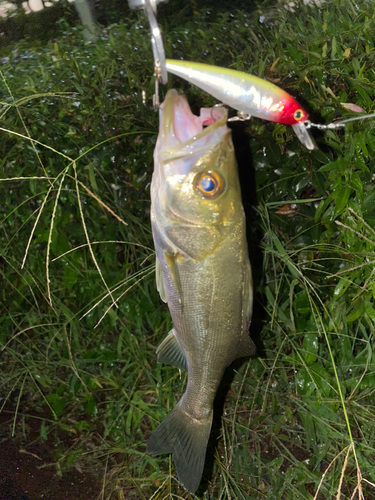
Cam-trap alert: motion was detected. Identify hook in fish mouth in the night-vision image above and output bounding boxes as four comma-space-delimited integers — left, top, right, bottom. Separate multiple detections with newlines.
292, 122, 315, 150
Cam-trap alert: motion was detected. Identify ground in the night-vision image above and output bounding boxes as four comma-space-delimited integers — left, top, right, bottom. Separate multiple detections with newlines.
0, 411, 102, 500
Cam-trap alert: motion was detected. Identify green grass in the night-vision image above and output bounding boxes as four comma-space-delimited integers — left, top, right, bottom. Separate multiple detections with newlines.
1, 0, 375, 498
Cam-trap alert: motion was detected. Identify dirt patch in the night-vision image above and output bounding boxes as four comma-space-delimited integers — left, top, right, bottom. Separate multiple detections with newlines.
0, 411, 102, 500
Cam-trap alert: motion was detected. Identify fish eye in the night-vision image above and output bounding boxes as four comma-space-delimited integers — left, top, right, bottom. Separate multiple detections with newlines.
195, 171, 225, 199
294, 109, 304, 121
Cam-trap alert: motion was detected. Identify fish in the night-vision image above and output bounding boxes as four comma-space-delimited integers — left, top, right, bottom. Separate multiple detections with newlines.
165, 59, 315, 150
147, 88, 255, 493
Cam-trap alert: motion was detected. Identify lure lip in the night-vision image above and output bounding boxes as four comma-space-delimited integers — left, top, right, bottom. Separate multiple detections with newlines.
292, 122, 315, 150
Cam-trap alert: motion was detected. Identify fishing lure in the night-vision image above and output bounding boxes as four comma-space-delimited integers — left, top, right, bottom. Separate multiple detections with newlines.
165, 59, 314, 150
131, 1, 375, 150
166, 60, 375, 150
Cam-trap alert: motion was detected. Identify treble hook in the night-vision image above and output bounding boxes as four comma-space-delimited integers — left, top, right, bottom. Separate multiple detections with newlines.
128, 0, 168, 110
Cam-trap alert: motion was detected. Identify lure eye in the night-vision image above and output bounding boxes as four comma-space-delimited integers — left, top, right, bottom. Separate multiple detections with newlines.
195, 171, 225, 199
294, 109, 304, 121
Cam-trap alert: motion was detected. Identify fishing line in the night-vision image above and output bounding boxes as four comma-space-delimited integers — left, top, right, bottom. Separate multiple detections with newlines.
305, 112, 375, 130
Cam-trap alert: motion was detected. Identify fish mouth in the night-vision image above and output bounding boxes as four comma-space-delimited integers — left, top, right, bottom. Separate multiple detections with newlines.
292, 122, 315, 150
158, 89, 228, 166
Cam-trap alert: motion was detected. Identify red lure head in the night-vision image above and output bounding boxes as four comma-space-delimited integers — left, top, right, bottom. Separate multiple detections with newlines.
276, 97, 309, 126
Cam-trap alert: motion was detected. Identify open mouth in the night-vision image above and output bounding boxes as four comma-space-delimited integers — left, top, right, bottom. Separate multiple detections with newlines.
162, 90, 227, 141
157, 90, 228, 168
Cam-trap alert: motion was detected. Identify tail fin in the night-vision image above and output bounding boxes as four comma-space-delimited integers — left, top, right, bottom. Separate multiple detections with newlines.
147, 402, 213, 493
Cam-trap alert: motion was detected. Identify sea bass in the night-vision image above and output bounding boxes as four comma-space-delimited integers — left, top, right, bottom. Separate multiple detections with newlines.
148, 89, 255, 493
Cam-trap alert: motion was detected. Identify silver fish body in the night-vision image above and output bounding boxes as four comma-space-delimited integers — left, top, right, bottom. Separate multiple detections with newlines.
147, 89, 255, 493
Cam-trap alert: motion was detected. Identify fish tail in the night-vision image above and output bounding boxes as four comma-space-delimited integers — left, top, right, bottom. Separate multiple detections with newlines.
147, 401, 213, 493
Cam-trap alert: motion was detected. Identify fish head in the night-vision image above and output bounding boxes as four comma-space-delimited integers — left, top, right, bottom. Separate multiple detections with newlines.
151, 89, 243, 261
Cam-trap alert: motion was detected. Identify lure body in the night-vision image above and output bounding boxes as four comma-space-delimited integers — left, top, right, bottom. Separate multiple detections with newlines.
166, 59, 314, 149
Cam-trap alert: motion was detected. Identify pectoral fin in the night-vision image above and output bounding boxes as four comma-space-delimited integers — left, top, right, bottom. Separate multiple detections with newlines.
156, 329, 187, 372
155, 252, 183, 305
164, 252, 183, 306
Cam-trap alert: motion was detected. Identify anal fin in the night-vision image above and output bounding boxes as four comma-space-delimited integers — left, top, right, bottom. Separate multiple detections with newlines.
164, 252, 183, 307
156, 329, 187, 372
235, 333, 256, 360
